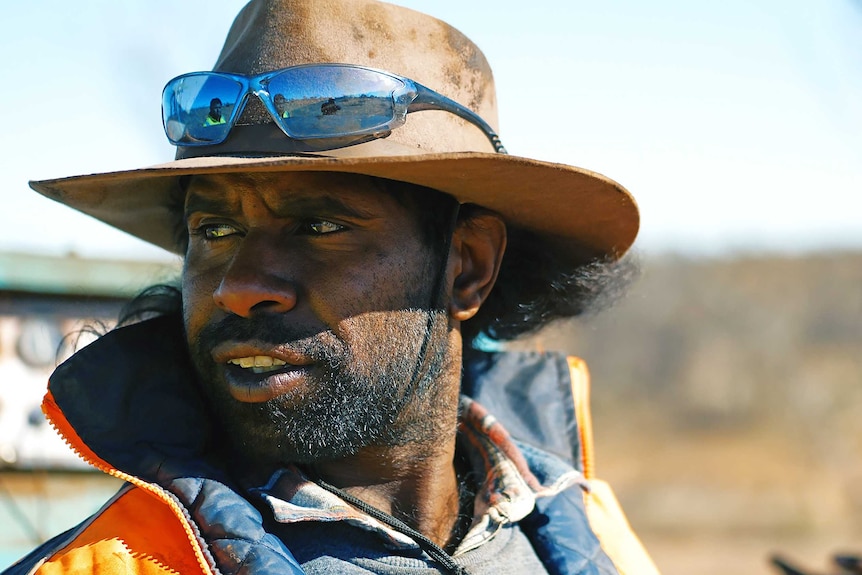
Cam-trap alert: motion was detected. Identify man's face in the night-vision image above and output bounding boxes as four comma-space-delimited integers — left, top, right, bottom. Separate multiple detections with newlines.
182, 172, 452, 468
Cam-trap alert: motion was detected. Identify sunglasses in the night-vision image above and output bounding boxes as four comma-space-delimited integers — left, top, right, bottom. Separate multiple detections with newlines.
162, 63, 506, 153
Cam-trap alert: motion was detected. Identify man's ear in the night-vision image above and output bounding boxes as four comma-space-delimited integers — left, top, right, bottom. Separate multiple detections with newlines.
447, 210, 507, 322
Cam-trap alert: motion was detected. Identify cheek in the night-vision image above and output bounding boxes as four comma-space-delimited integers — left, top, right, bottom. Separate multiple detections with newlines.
324, 250, 437, 348
336, 309, 432, 375
181, 263, 222, 341
320, 246, 430, 321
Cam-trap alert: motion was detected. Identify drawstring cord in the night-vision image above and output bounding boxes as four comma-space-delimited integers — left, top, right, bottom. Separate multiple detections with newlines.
310, 475, 470, 575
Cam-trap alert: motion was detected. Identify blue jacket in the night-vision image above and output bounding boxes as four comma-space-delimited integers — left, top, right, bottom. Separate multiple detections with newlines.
4, 316, 658, 575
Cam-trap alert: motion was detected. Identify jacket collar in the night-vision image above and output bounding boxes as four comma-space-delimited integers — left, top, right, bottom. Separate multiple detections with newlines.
48, 316, 584, 482
48, 315, 224, 484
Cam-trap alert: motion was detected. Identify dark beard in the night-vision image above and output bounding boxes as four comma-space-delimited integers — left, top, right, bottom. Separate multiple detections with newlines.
188, 308, 452, 467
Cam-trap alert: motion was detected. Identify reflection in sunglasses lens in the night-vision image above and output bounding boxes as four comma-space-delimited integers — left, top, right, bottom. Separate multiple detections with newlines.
267, 67, 401, 138
163, 75, 242, 144
163, 67, 408, 144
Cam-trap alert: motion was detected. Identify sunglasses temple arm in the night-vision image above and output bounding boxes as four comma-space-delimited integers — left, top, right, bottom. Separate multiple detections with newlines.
409, 85, 507, 154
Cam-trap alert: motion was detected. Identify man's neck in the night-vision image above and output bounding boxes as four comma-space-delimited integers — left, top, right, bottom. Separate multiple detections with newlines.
302, 333, 467, 547
307, 429, 461, 547
262, 332, 467, 547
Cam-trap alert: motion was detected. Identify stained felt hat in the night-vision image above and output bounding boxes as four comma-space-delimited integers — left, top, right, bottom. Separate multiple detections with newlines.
29, 0, 638, 261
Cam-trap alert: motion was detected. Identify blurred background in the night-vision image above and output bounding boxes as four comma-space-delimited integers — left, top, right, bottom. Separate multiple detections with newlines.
1, 1, 860, 573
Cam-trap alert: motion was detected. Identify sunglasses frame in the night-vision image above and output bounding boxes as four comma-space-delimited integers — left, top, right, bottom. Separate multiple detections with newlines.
162, 63, 506, 154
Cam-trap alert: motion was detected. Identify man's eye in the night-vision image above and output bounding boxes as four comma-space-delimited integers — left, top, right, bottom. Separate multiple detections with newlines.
302, 220, 345, 235
201, 223, 238, 239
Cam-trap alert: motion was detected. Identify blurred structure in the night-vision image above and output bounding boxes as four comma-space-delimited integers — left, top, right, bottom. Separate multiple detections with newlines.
0, 251, 177, 566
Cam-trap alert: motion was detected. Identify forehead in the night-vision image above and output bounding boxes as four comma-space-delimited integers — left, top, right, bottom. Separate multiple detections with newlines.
183, 172, 407, 216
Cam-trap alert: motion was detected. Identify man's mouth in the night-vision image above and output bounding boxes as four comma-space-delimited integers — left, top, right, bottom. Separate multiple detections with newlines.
212, 345, 317, 403
227, 355, 288, 374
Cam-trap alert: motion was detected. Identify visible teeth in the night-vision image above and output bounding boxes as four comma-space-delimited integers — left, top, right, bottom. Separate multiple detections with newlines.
228, 356, 287, 369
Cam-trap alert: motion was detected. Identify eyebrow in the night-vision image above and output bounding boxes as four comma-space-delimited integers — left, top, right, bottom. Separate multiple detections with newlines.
279, 195, 378, 220
184, 192, 237, 220
184, 190, 380, 221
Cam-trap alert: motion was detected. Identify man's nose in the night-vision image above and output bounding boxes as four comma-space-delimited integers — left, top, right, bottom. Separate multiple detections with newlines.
212, 244, 298, 318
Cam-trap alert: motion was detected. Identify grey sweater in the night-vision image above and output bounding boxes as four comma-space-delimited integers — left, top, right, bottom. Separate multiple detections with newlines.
273, 518, 548, 574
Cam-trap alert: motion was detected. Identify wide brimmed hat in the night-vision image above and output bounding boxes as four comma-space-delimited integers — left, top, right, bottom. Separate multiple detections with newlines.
30, 0, 638, 261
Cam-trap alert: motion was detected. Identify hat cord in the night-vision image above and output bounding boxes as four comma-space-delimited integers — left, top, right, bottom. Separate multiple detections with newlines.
307, 202, 469, 573
307, 203, 470, 575
387, 198, 462, 427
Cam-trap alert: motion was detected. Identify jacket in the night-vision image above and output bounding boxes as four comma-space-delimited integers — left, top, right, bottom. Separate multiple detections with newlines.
5, 316, 659, 575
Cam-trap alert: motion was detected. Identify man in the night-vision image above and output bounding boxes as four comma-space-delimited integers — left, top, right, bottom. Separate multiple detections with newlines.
9, 0, 657, 573
204, 98, 226, 125
274, 93, 291, 118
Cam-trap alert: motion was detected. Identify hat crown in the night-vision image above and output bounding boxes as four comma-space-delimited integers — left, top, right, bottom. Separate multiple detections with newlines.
31, 0, 639, 264
210, 0, 499, 154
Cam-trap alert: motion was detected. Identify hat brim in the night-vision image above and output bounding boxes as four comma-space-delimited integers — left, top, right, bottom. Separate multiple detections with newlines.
30, 151, 638, 261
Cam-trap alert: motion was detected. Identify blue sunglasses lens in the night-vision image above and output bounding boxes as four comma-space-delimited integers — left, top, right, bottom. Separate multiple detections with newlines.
162, 74, 244, 145
163, 67, 410, 145
162, 74, 243, 145
265, 66, 404, 139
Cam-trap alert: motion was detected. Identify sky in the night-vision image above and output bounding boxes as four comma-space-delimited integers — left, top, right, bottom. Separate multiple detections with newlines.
1, 0, 860, 261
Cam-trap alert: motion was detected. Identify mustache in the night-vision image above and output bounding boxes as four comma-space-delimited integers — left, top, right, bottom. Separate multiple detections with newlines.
195, 314, 342, 360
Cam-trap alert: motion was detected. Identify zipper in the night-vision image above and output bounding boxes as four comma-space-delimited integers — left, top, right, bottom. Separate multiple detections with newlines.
42, 390, 219, 575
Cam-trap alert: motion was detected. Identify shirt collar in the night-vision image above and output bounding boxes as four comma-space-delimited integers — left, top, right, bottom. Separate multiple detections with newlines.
249, 396, 587, 555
